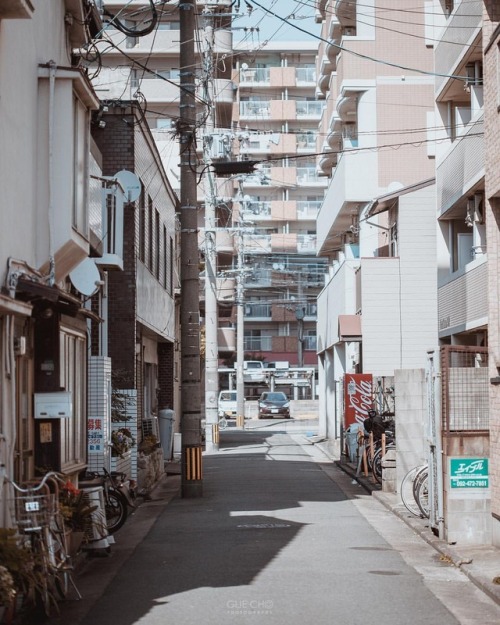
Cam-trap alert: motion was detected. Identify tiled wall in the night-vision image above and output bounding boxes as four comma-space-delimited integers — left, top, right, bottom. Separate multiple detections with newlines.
87, 356, 112, 473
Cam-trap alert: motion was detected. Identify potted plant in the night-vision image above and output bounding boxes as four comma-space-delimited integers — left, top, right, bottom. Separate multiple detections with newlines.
59, 482, 97, 556
0, 528, 49, 619
0, 564, 16, 622
111, 427, 135, 458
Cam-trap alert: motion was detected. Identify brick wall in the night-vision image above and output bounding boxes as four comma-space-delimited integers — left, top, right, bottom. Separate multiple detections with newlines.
484, 9, 500, 544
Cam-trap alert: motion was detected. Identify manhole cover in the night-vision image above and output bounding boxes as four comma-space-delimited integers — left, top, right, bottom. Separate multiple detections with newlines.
350, 546, 392, 552
368, 570, 401, 576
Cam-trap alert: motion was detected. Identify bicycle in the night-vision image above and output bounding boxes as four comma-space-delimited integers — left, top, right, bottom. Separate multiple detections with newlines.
3, 470, 81, 615
400, 464, 430, 518
80, 467, 135, 533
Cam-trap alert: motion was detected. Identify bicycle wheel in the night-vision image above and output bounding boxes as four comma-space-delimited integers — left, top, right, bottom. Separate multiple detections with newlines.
47, 525, 71, 600
372, 448, 383, 483
414, 468, 430, 519
31, 532, 59, 616
400, 466, 424, 517
105, 489, 128, 533
218, 417, 227, 431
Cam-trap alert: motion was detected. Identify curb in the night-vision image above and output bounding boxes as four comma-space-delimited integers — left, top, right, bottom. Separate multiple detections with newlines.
335, 459, 500, 609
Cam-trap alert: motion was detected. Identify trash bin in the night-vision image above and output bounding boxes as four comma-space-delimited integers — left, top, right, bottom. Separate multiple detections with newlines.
345, 422, 363, 463
158, 409, 175, 460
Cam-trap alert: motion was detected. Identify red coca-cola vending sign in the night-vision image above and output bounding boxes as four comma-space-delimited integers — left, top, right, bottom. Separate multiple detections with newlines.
344, 373, 373, 428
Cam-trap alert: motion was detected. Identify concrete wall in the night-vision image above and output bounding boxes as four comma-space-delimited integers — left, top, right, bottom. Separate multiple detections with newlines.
394, 368, 427, 492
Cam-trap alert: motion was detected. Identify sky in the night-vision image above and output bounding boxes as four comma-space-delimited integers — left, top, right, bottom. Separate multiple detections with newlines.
232, 0, 321, 43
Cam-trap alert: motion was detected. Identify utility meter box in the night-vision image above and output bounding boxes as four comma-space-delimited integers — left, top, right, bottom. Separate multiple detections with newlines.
34, 392, 72, 419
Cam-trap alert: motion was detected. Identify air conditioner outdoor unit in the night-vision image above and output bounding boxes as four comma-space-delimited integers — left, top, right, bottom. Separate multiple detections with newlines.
142, 416, 160, 439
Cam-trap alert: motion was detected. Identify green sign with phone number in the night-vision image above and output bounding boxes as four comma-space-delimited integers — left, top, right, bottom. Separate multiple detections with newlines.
450, 458, 489, 489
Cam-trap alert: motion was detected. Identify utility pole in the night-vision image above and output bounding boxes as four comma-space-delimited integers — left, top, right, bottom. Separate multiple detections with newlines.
201, 7, 219, 452
236, 228, 245, 426
179, 0, 202, 497
296, 272, 305, 369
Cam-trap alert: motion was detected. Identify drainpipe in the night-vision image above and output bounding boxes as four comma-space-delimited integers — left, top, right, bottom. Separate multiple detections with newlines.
47, 61, 57, 286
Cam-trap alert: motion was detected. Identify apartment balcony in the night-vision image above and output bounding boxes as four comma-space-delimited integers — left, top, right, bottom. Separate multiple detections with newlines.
437, 115, 484, 215
438, 257, 487, 337
317, 55, 333, 97
103, 27, 179, 52
245, 268, 272, 288
244, 336, 273, 351
240, 200, 298, 222
104, 25, 232, 54
317, 257, 360, 352
241, 201, 272, 220
238, 99, 322, 122
242, 234, 272, 254
130, 75, 180, 103
297, 201, 321, 220
238, 66, 316, 88
435, 1, 482, 97
244, 302, 272, 320
297, 234, 317, 253
218, 327, 235, 353
317, 149, 378, 254
217, 276, 235, 303
215, 228, 235, 253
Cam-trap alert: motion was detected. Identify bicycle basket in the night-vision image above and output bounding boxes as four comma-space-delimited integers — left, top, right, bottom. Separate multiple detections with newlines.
11, 493, 56, 532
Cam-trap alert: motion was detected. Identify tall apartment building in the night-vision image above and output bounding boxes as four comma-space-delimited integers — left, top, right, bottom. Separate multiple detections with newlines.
231, 41, 327, 373
314, 0, 437, 451
93, 7, 325, 382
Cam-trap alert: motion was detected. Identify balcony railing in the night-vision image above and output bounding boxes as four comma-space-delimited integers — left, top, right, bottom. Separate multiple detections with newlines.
296, 101, 323, 117
297, 234, 317, 253
244, 303, 272, 318
296, 134, 316, 150
303, 335, 317, 350
296, 167, 320, 183
297, 201, 321, 219
239, 101, 271, 117
242, 201, 272, 217
240, 67, 271, 83
296, 67, 317, 83
244, 337, 273, 351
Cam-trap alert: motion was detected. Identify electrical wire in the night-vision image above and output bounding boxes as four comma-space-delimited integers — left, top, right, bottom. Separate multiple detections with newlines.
247, 0, 475, 82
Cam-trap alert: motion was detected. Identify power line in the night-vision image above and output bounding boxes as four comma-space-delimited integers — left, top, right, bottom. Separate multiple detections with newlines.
248, 0, 474, 82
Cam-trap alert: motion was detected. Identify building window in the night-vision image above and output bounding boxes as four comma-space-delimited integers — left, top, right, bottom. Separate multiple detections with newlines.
163, 225, 168, 289
155, 209, 160, 279
59, 326, 87, 472
139, 187, 146, 263
73, 94, 89, 236
148, 195, 153, 271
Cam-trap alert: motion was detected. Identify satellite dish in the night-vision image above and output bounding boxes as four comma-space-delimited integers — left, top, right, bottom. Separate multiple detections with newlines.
69, 258, 101, 297
115, 170, 141, 202
241, 63, 249, 70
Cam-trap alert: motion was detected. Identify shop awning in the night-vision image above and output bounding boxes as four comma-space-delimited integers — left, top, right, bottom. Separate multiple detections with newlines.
338, 314, 362, 342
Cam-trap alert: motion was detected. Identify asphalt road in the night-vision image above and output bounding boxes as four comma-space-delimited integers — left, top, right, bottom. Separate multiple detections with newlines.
47, 425, 500, 625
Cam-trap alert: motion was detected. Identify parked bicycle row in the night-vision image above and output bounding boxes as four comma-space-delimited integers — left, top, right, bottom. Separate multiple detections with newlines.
344, 411, 430, 520
0, 466, 136, 619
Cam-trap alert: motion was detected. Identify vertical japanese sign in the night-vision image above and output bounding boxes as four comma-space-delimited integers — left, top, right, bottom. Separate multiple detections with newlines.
344, 373, 373, 428
88, 418, 104, 453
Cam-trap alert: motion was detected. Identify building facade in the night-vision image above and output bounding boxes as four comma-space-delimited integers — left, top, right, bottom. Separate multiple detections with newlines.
0, 0, 101, 521
314, 0, 437, 454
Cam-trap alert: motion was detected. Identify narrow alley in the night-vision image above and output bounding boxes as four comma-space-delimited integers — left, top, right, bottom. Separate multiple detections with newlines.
50, 426, 500, 625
